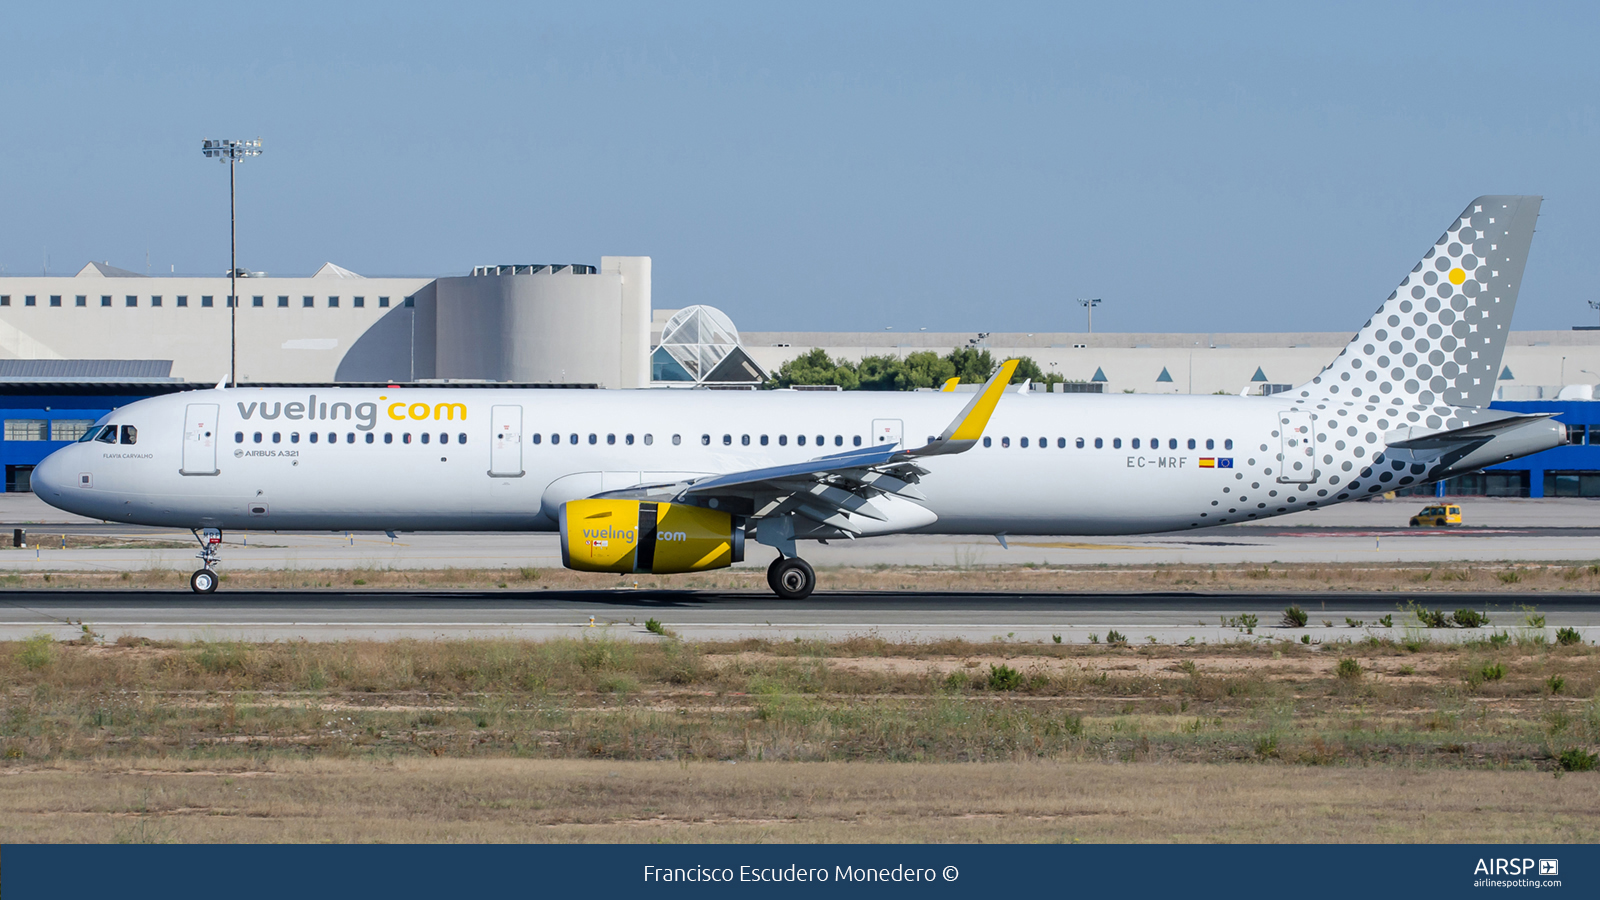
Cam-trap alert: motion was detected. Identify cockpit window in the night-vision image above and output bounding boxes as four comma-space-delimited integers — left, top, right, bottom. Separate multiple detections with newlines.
79, 425, 108, 443
120, 425, 137, 445
94, 425, 118, 444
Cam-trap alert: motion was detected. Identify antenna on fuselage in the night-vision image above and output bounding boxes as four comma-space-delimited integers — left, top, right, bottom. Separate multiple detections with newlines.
215, 375, 228, 390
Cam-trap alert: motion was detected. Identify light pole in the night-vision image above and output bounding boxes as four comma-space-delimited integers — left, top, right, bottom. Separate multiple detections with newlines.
201, 138, 262, 387
1078, 298, 1102, 333
1589, 300, 1600, 327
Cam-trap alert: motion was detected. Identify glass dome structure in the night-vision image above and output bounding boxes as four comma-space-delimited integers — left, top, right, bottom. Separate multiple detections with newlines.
651, 305, 766, 385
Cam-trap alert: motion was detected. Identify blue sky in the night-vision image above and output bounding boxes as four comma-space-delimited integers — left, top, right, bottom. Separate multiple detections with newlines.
1, 2, 1597, 333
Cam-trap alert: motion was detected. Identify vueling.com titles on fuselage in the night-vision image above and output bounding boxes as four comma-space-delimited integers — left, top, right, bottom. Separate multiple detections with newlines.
234, 395, 468, 432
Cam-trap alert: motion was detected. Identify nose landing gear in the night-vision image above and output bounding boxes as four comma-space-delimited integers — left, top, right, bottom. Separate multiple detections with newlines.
766, 554, 815, 600
189, 527, 222, 594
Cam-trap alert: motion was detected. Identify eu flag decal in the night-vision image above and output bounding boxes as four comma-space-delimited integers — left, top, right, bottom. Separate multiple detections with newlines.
1217, 458, 1233, 468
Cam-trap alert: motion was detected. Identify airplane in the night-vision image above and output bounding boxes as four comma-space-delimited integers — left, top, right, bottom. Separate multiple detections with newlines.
31, 195, 1563, 598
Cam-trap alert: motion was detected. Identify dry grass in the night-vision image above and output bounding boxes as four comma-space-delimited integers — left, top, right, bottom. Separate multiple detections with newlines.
5, 635, 1599, 842
5, 561, 1600, 593
3, 758, 1596, 843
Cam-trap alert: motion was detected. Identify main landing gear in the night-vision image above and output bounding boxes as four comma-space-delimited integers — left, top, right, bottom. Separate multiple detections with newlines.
766, 555, 815, 600
189, 527, 222, 594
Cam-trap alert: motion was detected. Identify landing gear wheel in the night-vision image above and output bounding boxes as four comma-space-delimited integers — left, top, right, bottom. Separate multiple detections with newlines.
190, 568, 218, 594
766, 556, 784, 593
770, 557, 815, 600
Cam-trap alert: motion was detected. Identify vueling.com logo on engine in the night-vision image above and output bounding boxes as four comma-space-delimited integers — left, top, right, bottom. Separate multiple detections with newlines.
582, 525, 636, 545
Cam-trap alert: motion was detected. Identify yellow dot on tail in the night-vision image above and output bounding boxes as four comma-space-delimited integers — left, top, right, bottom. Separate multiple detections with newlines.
1448, 267, 1466, 285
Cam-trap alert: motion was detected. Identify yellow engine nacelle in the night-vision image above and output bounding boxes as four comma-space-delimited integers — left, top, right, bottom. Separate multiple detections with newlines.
559, 498, 744, 574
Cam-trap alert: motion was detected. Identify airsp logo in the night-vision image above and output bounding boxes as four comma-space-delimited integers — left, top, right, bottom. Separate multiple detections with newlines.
234, 449, 244, 458
1540, 860, 1559, 876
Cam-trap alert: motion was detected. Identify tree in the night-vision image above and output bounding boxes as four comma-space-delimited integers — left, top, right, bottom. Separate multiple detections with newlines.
946, 348, 996, 383
900, 351, 957, 389
769, 348, 859, 390
1009, 355, 1046, 384
856, 354, 906, 391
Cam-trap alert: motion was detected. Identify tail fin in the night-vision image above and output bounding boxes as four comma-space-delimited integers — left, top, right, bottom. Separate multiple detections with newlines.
1304, 195, 1541, 409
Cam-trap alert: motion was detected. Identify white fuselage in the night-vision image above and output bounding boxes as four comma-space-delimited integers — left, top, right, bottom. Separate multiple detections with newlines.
32, 386, 1395, 536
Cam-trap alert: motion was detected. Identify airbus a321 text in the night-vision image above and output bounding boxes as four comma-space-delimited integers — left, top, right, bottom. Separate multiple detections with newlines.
33, 196, 1562, 598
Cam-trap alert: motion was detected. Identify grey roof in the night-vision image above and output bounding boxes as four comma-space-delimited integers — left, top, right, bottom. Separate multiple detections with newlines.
74, 261, 148, 278
0, 359, 175, 382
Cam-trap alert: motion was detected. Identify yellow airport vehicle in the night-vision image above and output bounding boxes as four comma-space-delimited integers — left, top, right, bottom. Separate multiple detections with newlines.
1409, 504, 1462, 527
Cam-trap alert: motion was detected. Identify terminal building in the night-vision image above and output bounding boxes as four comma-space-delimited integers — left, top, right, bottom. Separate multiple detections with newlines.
0, 256, 1598, 498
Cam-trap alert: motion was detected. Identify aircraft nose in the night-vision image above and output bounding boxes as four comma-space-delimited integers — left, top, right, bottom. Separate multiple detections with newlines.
32, 449, 70, 500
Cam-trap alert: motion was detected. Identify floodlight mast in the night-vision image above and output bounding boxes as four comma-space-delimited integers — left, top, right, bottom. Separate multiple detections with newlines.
1078, 298, 1102, 333
200, 138, 262, 387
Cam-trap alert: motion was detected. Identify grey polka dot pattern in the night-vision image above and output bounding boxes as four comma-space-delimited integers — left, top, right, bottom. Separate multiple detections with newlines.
1312, 196, 1541, 410
1189, 196, 1543, 528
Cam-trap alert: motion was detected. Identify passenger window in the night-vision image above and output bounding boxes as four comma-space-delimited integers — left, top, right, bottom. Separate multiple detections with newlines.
1224, 439, 1233, 450
421, 433, 430, 444
291, 432, 301, 444
273, 433, 282, 444
701, 434, 710, 446
1113, 438, 1122, 449
853, 436, 862, 447
740, 434, 749, 446
816, 435, 824, 446
797, 435, 806, 446
328, 432, 338, 443
1093, 438, 1102, 449
234, 432, 244, 443
778, 435, 787, 446
587, 434, 596, 445
366, 433, 374, 444
723, 434, 732, 445
349, 433, 357, 444
404, 433, 412, 444
310, 432, 319, 444
1001, 437, 1010, 448
760, 435, 768, 446
643, 434, 654, 446
1132, 438, 1140, 449
1187, 439, 1196, 450
382, 433, 391, 444
1039, 437, 1046, 449
532, 433, 542, 445
253, 432, 262, 443
606, 434, 615, 445
625, 434, 634, 445
833, 435, 842, 446
1169, 439, 1178, 450
1059, 438, 1068, 448
1075, 438, 1084, 448
438, 433, 447, 444
1206, 439, 1214, 450
983, 437, 992, 448
458, 433, 466, 444
570, 433, 578, 445
1020, 437, 1029, 448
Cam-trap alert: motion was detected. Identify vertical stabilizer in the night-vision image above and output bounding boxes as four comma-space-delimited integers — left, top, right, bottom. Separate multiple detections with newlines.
1303, 195, 1541, 409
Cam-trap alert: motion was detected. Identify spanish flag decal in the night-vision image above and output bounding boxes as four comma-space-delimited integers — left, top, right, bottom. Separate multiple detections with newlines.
1199, 458, 1215, 468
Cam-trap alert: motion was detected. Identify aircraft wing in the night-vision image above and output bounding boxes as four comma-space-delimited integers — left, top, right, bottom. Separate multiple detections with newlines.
659, 360, 1019, 542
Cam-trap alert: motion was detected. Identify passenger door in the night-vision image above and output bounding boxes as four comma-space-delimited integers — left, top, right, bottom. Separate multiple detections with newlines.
181, 403, 219, 476
489, 405, 524, 477
1277, 409, 1316, 483
871, 418, 904, 448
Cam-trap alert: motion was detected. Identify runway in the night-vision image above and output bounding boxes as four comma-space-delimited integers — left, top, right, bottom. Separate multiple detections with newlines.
4, 589, 1596, 644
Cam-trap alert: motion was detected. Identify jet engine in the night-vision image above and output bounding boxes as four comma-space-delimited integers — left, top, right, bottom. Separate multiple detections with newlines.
559, 498, 743, 574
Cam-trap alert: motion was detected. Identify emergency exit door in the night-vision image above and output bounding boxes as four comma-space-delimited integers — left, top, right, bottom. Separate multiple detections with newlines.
181, 403, 219, 476
872, 418, 904, 448
489, 405, 524, 477
1277, 409, 1317, 483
